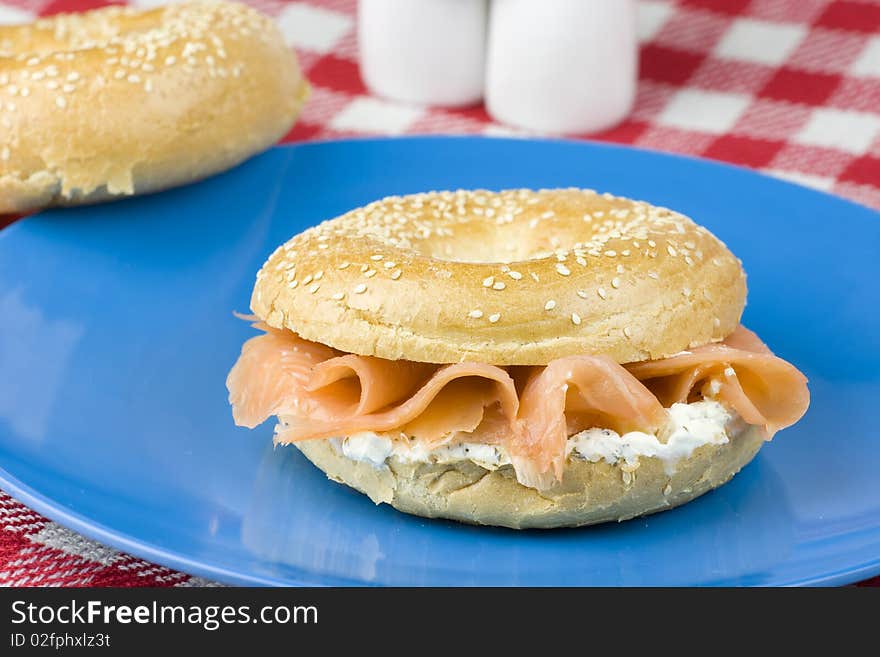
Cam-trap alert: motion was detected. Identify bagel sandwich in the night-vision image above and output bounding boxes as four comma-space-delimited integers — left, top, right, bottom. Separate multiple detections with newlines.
226, 188, 810, 529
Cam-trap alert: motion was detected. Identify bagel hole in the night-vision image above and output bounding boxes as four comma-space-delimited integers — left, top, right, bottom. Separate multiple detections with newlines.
409, 224, 586, 264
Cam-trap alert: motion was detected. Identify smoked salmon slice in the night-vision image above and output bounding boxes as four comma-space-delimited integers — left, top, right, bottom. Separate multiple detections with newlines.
274, 362, 519, 446
625, 326, 809, 436
227, 325, 337, 428
514, 357, 666, 489
227, 324, 437, 429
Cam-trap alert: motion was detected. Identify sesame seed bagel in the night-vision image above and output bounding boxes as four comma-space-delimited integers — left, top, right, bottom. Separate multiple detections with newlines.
0, 1, 309, 214
252, 188, 747, 365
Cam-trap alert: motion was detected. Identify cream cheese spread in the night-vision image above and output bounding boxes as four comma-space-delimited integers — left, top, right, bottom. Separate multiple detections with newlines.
328, 400, 743, 475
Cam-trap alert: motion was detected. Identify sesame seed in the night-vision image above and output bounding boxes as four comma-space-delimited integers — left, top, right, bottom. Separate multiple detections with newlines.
577, 290, 588, 299
482, 276, 495, 287
597, 287, 607, 300
55, 96, 66, 108
468, 309, 483, 319
604, 250, 617, 257
331, 292, 345, 300
308, 283, 320, 294
724, 367, 736, 377
313, 270, 324, 280
611, 277, 621, 289
364, 269, 377, 278
338, 262, 350, 270
571, 312, 582, 325
488, 313, 501, 323
384, 261, 396, 269
544, 300, 556, 310
390, 269, 402, 280
556, 264, 571, 276
648, 271, 659, 280
370, 254, 383, 260
507, 271, 522, 280
623, 326, 633, 338
353, 283, 367, 294
530, 272, 540, 282
302, 274, 313, 285
492, 281, 506, 290
288, 280, 298, 289
667, 245, 677, 256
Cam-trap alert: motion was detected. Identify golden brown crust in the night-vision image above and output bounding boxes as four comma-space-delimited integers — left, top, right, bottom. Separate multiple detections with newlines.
0, 1, 309, 214
252, 188, 747, 365
296, 425, 764, 529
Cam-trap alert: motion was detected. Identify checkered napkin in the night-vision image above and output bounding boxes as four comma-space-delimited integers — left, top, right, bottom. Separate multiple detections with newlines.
1, 0, 878, 586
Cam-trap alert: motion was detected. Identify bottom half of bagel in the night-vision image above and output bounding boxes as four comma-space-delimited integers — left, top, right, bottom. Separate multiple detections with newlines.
291, 414, 765, 530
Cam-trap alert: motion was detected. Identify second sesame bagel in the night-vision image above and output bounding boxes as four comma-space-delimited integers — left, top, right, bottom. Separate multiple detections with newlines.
0, 1, 309, 214
251, 188, 747, 365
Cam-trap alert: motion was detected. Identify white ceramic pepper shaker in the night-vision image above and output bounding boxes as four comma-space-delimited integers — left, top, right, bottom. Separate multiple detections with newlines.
485, 0, 638, 134
359, 0, 489, 107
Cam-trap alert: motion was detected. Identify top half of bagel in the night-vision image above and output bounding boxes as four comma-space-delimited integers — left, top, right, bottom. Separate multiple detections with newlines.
251, 188, 747, 365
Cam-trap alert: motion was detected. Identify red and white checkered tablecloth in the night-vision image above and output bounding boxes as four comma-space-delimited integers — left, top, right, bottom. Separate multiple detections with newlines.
1, 0, 879, 587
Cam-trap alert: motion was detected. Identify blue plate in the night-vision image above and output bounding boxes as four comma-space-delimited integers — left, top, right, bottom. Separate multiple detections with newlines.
1, 137, 879, 586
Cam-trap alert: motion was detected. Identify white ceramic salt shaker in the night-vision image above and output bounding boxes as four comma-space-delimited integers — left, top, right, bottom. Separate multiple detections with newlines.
359, 0, 488, 107
485, 0, 638, 134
